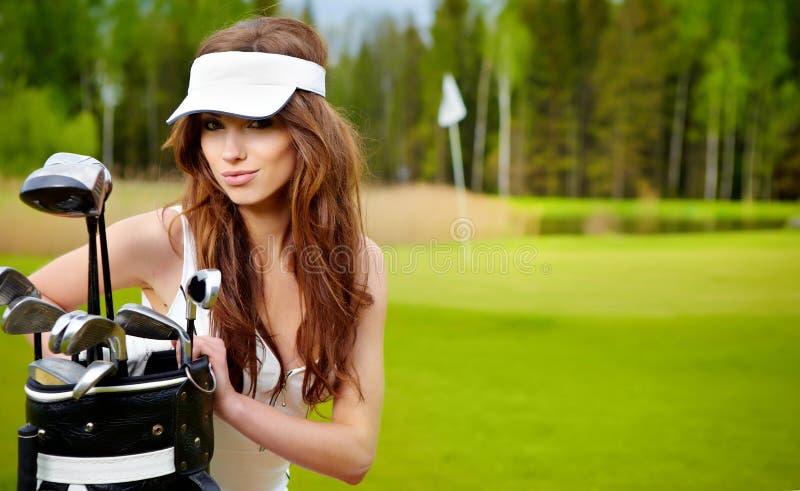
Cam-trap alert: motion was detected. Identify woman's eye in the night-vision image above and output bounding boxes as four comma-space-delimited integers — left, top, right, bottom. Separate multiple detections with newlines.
249, 118, 274, 129
202, 120, 223, 130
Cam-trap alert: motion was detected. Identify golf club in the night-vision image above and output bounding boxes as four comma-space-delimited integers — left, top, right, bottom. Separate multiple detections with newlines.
59, 314, 127, 377
0, 267, 44, 359
183, 269, 221, 342
28, 358, 87, 385
115, 303, 192, 368
0, 267, 39, 305
2, 296, 66, 360
49, 311, 89, 355
20, 153, 115, 362
72, 360, 116, 399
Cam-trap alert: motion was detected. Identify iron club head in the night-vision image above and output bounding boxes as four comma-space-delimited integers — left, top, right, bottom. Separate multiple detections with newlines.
49, 311, 88, 354
29, 358, 87, 385
0, 267, 39, 306
59, 314, 118, 357
2, 297, 66, 335
116, 303, 191, 367
72, 360, 117, 399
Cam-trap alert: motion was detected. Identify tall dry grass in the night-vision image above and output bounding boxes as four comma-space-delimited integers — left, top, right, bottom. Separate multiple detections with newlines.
0, 178, 184, 255
0, 180, 514, 255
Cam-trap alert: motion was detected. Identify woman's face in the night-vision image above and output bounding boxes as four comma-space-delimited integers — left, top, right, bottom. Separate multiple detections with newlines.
199, 113, 296, 209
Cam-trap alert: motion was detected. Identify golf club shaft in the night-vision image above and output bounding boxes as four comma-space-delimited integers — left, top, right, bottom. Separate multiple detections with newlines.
34, 333, 41, 361
86, 216, 100, 363
98, 212, 114, 319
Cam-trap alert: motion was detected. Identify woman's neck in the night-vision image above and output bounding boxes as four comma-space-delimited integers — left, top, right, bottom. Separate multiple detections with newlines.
239, 204, 291, 248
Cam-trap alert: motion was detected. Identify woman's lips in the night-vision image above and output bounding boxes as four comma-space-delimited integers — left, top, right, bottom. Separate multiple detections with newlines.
221, 170, 258, 186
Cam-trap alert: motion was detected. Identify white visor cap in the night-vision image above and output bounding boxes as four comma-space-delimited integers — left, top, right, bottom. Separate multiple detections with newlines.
166, 51, 326, 125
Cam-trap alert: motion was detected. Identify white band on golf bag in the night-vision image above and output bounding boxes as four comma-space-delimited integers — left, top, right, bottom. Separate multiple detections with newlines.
37, 447, 175, 484
24, 375, 188, 403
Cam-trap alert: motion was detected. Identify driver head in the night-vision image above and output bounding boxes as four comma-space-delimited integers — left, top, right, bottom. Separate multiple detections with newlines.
20, 154, 108, 217
44, 152, 112, 198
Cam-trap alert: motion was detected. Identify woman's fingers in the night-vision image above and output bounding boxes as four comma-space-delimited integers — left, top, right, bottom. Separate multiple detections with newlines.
191, 335, 226, 361
191, 335, 232, 397
171, 339, 181, 367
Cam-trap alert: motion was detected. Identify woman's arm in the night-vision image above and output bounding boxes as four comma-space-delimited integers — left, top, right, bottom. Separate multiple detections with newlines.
192, 238, 388, 484
27, 209, 182, 356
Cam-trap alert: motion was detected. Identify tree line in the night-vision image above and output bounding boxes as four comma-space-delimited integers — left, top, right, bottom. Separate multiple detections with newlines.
1, 0, 798, 200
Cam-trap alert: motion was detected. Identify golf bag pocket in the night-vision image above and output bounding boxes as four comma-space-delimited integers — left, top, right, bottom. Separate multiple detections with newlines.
23, 356, 217, 490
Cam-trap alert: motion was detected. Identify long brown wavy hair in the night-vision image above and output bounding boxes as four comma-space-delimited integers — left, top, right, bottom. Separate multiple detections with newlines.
164, 17, 372, 406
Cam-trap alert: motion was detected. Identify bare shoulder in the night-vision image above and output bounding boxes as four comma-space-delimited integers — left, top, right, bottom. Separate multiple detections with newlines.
104, 207, 184, 288
358, 236, 387, 304
109, 207, 182, 257
29, 207, 185, 311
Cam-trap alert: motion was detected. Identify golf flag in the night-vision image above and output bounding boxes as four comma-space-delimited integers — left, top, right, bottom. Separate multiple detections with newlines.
437, 74, 469, 234
438, 73, 467, 128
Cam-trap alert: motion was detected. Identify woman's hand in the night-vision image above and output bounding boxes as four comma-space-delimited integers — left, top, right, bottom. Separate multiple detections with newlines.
189, 335, 239, 419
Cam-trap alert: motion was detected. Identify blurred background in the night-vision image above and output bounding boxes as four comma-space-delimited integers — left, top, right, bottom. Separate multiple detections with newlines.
1, 0, 799, 200
0, 1, 798, 490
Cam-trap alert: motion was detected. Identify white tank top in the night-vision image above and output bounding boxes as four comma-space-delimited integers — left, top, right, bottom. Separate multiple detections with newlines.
128, 208, 308, 491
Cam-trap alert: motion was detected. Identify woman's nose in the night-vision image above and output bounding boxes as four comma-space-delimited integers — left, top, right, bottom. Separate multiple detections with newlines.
222, 130, 246, 161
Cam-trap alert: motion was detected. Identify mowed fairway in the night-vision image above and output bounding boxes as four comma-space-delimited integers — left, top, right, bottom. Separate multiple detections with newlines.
1, 230, 798, 489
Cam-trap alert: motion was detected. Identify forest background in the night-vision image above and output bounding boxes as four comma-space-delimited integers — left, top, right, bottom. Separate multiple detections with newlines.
1, 0, 799, 202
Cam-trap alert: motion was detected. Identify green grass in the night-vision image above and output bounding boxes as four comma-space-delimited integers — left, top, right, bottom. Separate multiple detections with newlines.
1, 230, 799, 489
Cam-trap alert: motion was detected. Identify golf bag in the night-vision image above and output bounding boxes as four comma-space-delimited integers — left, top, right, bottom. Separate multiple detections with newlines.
19, 353, 219, 490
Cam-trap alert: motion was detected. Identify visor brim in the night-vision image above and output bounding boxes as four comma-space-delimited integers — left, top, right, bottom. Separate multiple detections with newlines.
165, 85, 296, 125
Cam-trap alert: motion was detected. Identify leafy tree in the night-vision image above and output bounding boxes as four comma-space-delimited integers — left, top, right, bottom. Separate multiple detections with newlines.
590, 0, 671, 198
0, 88, 98, 175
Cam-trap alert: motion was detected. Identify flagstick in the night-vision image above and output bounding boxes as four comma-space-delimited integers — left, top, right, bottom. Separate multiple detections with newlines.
449, 123, 471, 273
448, 123, 469, 221
439, 73, 472, 263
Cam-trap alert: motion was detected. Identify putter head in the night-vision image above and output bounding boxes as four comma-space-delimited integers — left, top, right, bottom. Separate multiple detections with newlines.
29, 358, 87, 385
60, 314, 117, 356
2, 297, 66, 335
116, 303, 190, 366
186, 269, 221, 316
0, 267, 39, 306
73, 360, 117, 399
20, 155, 108, 217
49, 311, 87, 353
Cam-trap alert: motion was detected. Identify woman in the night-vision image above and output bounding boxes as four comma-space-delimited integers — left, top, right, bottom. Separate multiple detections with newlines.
30, 17, 387, 490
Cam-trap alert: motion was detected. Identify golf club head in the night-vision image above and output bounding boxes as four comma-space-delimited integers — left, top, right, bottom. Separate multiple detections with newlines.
2, 297, 66, 335
0, 267, 39, 306
72, 360, 117, 399
60, 314, 117, 356
186, 269, 221, 313
29, 358, 86, 385
116, 303, 190, 366
49, 311, 87, 354
20, 157, 107, 217
44, 152, 113, 199
105, 324, 128, 376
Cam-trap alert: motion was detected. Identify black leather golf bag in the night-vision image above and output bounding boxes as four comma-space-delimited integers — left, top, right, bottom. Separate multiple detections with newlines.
19, 353, 219, 490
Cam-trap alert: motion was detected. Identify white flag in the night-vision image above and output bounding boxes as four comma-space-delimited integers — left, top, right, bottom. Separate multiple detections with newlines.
438, 73, 467, 127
